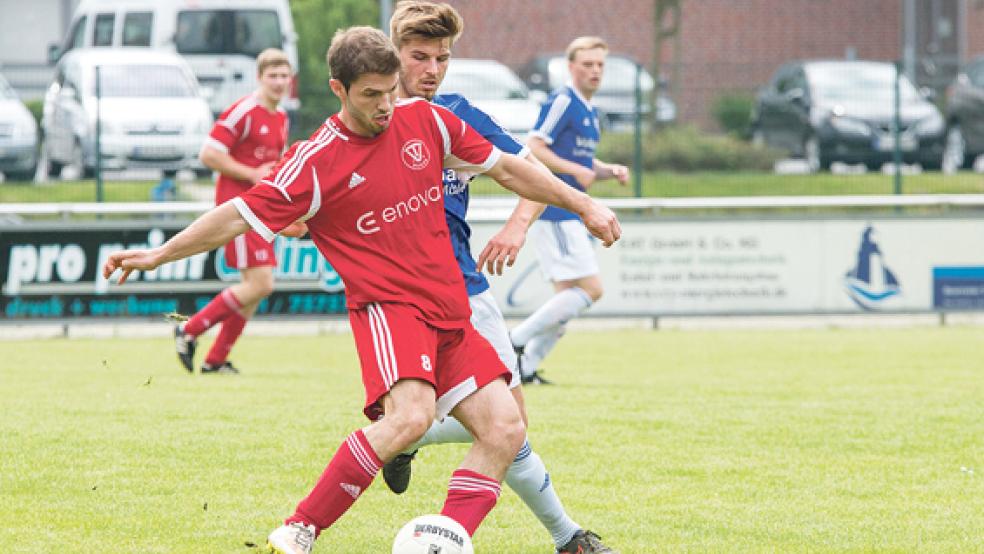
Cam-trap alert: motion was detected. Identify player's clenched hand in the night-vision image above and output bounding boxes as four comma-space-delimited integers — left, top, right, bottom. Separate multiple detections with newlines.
251, 161, 278, 184
580, 199, 621, 247
476, 221, 527, 275
610, 164, 630, 185
101, 248, 164, 284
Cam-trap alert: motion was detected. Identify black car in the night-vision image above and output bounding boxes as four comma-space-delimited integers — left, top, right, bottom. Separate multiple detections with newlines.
943, 55, 984, 172
751, 60, 946, 171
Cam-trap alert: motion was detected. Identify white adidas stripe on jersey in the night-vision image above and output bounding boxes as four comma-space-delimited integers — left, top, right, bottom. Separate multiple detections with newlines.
273, 125, 333, 190
300, 168, 322, 221
537, 93, 571, 139
218, 95, 259, 131
430, 108, 451, 158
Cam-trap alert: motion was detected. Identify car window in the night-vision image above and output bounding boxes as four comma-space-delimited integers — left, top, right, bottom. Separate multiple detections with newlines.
806, 63, 921, 103
175, 10, 281, 57
123, 12, 153, 46
546, 56, 654, 94
0, 76, 17, 100
599, 57, 655, 92
966, 62, 984, 88
440, 63, 529, 101
775, 69, 798, 93
65, 16, 88, 53
93, 65, 197, 98
93, 13, 115, 46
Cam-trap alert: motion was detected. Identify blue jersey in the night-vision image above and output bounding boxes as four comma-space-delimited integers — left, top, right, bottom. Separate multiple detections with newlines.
435, 93, 529, 296
530, 85, 601, 221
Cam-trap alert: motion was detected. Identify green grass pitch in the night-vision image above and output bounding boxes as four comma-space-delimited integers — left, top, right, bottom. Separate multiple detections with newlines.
1, 326, 982, 552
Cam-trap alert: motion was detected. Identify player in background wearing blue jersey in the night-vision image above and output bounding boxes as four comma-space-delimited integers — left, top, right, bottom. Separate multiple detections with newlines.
512, 36, 630, 385
381, 3, 616, 553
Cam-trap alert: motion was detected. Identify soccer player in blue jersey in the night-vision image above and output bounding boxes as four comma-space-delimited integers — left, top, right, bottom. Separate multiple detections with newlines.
512, 36, 630, 384
382, 3, 616, 553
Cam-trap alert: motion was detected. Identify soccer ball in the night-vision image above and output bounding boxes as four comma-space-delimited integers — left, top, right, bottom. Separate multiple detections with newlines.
391, 514, 474, 554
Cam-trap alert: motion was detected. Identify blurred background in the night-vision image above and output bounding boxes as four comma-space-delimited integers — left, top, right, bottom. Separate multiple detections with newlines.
3, 0, 984, 320
3, 0, 984, 201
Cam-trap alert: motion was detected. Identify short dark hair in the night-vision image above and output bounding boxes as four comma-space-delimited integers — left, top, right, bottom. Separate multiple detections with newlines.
326, 26, 401, 90
389, 1, 463, 48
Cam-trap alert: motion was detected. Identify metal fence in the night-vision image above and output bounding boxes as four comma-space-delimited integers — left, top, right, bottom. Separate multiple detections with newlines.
2, 0, 984, 203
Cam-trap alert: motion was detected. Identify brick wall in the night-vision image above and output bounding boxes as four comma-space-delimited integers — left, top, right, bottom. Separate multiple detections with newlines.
967, 0, 984, 59
672, 0, 902, 127
446, 0, 655, 69
444, 0, 902, 128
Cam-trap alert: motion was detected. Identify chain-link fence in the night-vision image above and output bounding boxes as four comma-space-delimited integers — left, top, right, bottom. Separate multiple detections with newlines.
3, 0, 984, 204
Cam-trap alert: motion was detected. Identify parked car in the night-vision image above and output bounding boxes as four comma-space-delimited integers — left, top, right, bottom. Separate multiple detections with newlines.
750, 60, 946, 171
518, 53, 676, 129
0, 73, 39, 179
41, 48, 212, 178
437, 58, 541, 139
943, 55, 984, 173
50, 0, 299, 115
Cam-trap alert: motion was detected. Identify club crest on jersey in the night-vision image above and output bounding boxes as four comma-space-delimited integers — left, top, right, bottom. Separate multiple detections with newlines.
401, 139, 431, 170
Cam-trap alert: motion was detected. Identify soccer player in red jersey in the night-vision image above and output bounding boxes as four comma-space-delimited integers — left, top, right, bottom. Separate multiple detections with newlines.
174, 48, 301, 375
101, 27, 620, 553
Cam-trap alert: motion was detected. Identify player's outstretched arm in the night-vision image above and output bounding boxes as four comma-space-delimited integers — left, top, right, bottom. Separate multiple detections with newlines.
484, 154, 621, 247
528, 136, 596, 188
477, 197, 543, 275
593, 158, 630, 185
102, 202, 250, 284
200, 145, 276, 184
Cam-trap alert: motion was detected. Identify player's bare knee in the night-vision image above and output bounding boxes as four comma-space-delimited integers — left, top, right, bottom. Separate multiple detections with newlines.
499, 415, 526, 459
388, 406, 434, 446
255, 275, 275, 298
258, 283, 275, 298
584, 282, 603, 301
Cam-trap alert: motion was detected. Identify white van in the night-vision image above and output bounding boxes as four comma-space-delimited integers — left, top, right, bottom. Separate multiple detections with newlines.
50, 0, 299, 115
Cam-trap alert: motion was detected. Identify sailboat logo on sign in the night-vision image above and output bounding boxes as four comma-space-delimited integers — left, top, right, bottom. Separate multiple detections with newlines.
843, 225, 901, 310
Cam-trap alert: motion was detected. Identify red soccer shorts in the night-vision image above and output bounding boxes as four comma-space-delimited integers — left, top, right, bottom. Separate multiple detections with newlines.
223, 229, 276, 269
350, 302, 511, 420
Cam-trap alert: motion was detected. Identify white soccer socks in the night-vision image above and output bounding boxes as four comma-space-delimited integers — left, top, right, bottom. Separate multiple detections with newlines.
510, 287, 593, 347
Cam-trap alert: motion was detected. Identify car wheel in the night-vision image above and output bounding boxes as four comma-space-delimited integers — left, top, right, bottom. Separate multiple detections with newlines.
942, 124, 966, 174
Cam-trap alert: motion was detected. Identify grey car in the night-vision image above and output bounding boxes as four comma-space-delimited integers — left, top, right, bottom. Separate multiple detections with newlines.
751, 60, 946, 171
0, 74, 39, 180
942, 55, 984, 173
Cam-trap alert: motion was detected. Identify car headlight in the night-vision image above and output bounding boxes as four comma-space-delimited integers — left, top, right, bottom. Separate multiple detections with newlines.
829, 116, 871, 136
195, 118, 210, 134
914, 113, 944, 136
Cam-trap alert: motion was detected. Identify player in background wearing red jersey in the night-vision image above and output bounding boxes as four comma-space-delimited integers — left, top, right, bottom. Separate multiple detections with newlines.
174, 48, 302, 375
101, 27, 620, 553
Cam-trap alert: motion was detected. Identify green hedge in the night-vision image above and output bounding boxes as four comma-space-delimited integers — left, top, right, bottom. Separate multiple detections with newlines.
596, 127, 783, 172
712, 92, 756, 138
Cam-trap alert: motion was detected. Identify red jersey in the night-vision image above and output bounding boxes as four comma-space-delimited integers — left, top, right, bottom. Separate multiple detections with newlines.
232, 98, 501, 327
206, 93, 289, 204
